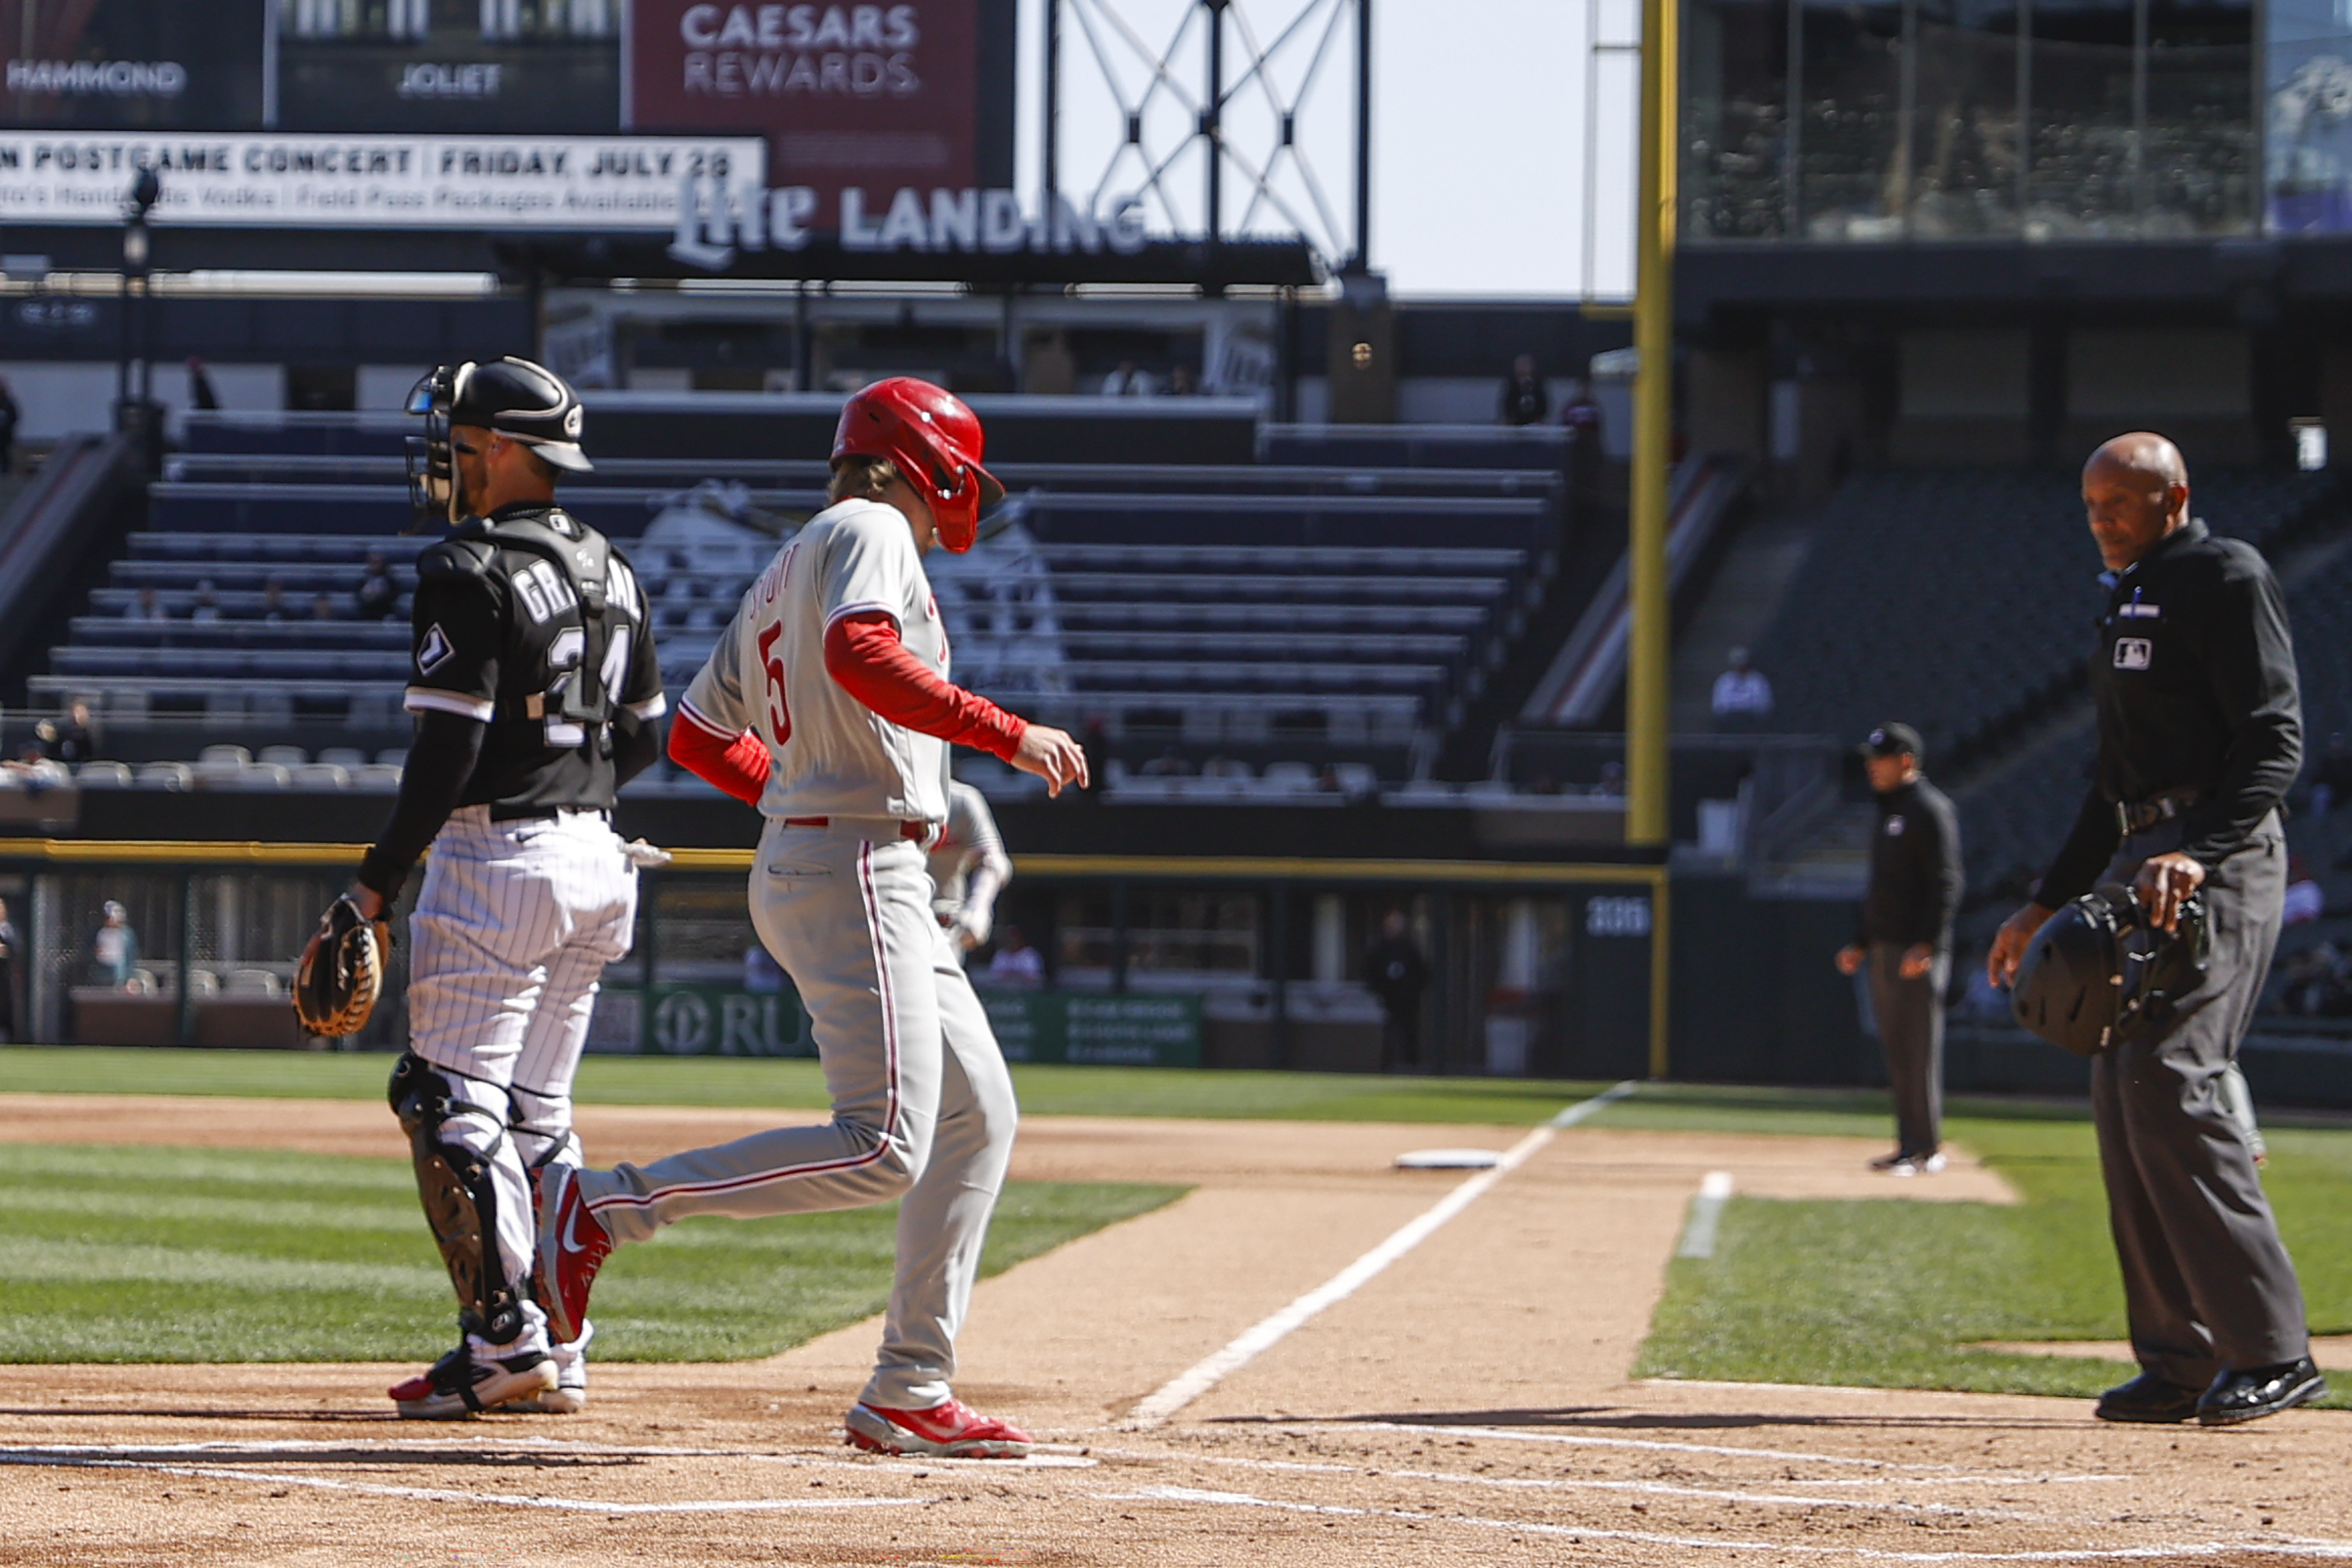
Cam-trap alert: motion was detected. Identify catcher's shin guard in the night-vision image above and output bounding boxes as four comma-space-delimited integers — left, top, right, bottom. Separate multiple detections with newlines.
389, 1053, 528, 1346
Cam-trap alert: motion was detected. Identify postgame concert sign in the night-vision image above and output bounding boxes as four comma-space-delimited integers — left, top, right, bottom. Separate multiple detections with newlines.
0, 132, 764, 230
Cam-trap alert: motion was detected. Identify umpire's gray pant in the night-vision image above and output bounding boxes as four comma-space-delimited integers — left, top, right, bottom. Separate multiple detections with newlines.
1866, 943, 1947, 1156
2096, 812, 2308, 1387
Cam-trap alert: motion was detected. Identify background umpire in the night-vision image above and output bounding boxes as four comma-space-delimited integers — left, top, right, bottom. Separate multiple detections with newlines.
1836, 723, 1961, 1175
1989, 432, 2320, 1426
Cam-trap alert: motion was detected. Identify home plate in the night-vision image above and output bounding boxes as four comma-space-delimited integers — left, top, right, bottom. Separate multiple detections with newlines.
1393, 1148, 1502, 1170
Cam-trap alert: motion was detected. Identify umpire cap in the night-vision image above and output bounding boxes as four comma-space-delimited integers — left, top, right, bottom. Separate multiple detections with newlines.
2012, 884, 2210, 1056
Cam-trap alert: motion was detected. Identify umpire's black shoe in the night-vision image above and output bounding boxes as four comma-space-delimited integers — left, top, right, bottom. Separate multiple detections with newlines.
2094, 1371, 2205, 1423
2197, 1359, 2326, 1426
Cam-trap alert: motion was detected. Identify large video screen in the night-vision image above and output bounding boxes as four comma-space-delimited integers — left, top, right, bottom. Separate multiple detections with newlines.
276, 0, 623, 134
2271, 0, 2352, 231
2, 0, 269, 130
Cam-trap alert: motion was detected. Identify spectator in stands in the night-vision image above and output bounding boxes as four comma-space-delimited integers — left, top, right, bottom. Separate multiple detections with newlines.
2314, 733, 2352, 816
125, 586, 166, 624
355, 551, 399, 621
1202, 756, 1249, 779
50, 700, 92, 771
1101, 360, 1153, 397
1591, 759, 1627, 798
185, 357, 220, 412
310, 592, 340, 622
87, 901, 137, 991
2277, 942, 2352, 1017
743, 943, 786, 994
1561, 378, 1605, 515
1167, 365, 1197, 395
984, 924, 1046, 989
2284, 858, 2324, 925
258, 577, 288, 623
1367, 909, 1431, 1072
5, 743, 65, 793
0, 374, 17, 474
0, 896, 17, 1042
1318, 763, 1348, 795
1140, 749, 1192, 777
190, 581, 222, 623
1499, 354, 1549, 427
1711, 646, 1775, 728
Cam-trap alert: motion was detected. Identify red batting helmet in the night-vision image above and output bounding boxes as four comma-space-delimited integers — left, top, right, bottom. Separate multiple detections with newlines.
831, 376, 1004, 553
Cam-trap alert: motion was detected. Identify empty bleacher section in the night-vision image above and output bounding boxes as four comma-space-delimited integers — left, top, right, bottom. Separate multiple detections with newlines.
21, 402, 1574, 799
1746, 466, 2340, 767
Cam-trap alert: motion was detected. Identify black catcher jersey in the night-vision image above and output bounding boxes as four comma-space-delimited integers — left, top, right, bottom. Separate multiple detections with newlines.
404, 502, 665, 812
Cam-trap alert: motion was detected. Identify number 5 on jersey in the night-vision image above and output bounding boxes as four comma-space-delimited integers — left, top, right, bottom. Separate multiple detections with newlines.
757, 620, 791, 745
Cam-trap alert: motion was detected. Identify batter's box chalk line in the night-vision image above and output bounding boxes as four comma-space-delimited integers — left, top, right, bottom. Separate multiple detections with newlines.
1126, 1079, 1641, 1429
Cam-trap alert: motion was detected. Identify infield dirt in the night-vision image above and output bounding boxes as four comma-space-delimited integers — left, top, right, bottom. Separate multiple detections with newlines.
3, 1091, 2348, 1567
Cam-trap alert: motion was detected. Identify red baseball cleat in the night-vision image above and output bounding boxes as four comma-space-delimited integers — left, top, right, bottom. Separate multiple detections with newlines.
844, 1397, 1033, 1458
532, 1161, 610, 1346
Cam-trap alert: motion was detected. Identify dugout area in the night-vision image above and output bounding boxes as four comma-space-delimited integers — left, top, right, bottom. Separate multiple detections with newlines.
2, 1070, 2351, 1565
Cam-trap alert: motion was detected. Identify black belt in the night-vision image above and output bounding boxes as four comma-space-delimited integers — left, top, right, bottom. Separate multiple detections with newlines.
488, 803, 612, 824
2116, 789, 2201, 836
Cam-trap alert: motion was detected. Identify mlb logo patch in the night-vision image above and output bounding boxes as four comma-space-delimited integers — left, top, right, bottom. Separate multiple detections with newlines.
1884, 816, 1907, 836
2113, 637, 2153, 671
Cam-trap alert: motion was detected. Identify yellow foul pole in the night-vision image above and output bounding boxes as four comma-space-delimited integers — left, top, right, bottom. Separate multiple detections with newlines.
1631, 0, 1678, 1076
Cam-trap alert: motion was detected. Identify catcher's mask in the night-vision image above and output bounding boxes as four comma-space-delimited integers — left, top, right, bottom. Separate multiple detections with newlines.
2011, 882, 2211, 1056
831, 376, 1002, 552
404, 357, 591, 530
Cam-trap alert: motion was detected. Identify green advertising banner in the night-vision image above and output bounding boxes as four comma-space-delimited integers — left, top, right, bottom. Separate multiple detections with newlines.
974, 991, 1203, 1068
642, 985, 811, 1058
616, 985, 1202, 1066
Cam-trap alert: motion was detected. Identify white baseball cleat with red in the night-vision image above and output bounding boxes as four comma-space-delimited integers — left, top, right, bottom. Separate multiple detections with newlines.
389, 1343, 556, 1419
844, 1397, 1033, 1458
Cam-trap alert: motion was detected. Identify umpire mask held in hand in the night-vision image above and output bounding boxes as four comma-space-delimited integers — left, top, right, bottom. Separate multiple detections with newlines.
2012, 883, 2211, 1056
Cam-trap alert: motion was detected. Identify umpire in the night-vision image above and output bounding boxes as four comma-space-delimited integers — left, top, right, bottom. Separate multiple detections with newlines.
1836, 723, 1961, 1175
1989, 432, 2319, 1426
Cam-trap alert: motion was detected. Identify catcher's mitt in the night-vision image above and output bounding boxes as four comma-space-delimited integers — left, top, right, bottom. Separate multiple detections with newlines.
293, 894, 391, 1038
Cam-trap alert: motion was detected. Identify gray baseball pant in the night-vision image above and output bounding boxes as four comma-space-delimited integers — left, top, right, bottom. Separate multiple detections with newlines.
2094, 812, 2308, 1387
577, 816, 1019, 1411
1866, 942, 1947, 1158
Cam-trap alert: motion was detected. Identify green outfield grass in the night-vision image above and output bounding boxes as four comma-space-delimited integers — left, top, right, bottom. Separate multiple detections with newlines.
0, 1141, 1182, 1363
1624, 1085, 2352, 1406
0, 1046, 1611, 1125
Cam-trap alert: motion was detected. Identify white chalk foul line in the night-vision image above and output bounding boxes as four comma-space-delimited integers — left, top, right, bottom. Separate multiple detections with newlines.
0, 1454, 925, 1516
1677, 1169, 1736, 1258
1124, 1078, 1641, 1429
1101, 1484, 2352, 1562
1077, 1445, 2039, 1521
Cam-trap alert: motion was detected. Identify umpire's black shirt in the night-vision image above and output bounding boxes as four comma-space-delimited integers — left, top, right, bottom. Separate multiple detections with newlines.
1860, 776, 1963, 951
2040, 517, 2302, 905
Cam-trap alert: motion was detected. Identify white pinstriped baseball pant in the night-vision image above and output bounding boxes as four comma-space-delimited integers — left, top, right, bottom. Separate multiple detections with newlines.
577, 815, 1018, 1411
408, 804, 638, 1353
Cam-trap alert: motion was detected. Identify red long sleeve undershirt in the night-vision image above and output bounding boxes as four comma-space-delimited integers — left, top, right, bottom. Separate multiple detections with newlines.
668, 705, 770, 805
824, 612, 1028, 759
667, 612, 1026, 804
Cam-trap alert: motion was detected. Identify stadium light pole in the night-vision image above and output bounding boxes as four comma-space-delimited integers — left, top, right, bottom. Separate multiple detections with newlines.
1628, 0, 1678, 1076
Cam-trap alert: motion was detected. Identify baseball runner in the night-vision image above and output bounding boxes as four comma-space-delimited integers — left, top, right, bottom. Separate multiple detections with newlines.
535, 376, 1086, 1459
932, 779, 1013, 956
320, 357, 666, 1419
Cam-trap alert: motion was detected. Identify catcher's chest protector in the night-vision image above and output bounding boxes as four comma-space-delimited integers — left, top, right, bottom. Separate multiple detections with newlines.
482, 512, 646, 751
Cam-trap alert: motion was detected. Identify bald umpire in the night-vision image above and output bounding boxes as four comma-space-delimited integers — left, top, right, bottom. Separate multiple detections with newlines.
1989, 432, 2320, 1426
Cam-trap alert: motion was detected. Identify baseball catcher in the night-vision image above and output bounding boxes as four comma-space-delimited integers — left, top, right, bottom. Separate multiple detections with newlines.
303, 357, 666, 1419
